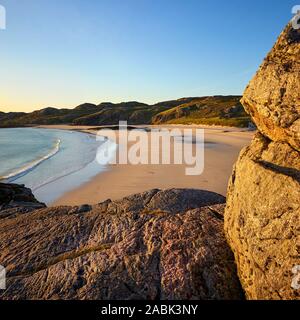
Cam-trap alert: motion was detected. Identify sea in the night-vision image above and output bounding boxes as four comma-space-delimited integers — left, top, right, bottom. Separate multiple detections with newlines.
0, 128, 116, 204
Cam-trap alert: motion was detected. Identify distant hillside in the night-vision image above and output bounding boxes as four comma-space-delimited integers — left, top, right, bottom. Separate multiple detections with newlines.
152, 96, 250, 127
73, 101, 153, 125
0, 104, 101, 127
0, 96, 251, 128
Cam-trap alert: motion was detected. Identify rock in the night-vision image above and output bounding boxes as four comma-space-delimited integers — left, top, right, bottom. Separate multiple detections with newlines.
69, 204, 93, 214
100, 188, 226, 216
0, 183, 45, 212
0, 188, 243, 300
225, 134, 300, 300
225, 20, 300, 300
241, 23, 300, 151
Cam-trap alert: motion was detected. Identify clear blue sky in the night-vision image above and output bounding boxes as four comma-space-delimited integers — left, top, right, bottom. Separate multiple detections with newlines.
0, 0, 296, 112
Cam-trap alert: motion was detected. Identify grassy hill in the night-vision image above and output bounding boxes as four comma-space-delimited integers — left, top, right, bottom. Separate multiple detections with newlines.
152, 96, 250, 127
0, 96, 251, 128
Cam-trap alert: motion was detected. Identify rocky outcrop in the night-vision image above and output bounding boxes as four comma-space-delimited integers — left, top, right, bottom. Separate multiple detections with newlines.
225, 21, 300, 300
0, 188, 243, 300
225, 134, 300, 299
0, 183, 45, 217
241, 23, 300, 151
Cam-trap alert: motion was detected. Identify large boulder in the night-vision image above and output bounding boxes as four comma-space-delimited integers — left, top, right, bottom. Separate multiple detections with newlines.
226, 20, 300, 300
241, 23, 300, 151
225, 133, 300, 299
0, 188, 243, 300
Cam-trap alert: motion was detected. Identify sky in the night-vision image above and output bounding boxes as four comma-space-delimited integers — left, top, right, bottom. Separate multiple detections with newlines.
0, 0, 297, 112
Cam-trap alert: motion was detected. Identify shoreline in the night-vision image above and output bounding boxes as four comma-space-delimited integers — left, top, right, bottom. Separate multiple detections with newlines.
1, 137, 61, 182
36, 124, 254, 206
0, 127, 113, 204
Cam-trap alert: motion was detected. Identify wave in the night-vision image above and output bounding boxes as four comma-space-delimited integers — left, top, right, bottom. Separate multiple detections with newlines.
1, 139, 61, 182
31, 139, 117, 192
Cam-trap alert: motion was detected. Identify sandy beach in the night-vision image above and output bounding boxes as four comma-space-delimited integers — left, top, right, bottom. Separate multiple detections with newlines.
38, 124, 254, 206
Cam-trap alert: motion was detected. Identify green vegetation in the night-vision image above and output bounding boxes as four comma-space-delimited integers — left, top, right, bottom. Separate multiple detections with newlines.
152, 96, 251, 127
0, 96, 252, 128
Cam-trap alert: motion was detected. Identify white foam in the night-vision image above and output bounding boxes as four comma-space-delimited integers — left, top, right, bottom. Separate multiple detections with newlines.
2, 139, 61, 181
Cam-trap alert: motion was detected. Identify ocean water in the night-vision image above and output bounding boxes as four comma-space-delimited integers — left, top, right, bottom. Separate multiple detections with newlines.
0, 128, 116, 204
